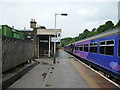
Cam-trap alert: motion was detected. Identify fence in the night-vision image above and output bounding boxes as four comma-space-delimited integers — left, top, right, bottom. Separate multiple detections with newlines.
2, 36, 33, 73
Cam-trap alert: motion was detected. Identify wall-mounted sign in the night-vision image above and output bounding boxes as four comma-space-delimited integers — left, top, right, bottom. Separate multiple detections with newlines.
40, 40, 48, 42
51, 37, 60, 42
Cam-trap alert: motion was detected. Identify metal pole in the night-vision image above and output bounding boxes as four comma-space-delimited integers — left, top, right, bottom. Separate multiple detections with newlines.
53, 13, 67, 64
38, 36, 39, 58
48, 35, 51, 57
55, 14, 57, 29
53, 14, 56, 64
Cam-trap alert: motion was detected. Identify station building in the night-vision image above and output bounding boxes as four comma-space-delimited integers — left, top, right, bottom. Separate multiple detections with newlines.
30, 19, 61, 58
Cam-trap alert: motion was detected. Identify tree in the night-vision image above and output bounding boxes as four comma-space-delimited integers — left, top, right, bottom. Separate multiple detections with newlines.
92, 28, 96, 32
115, 19, 120, 27
96, 21, 114, 34
87, 31, 96, 37
105, 21, 114, 30
60, 20, 116, 47
83, 29, 90, 33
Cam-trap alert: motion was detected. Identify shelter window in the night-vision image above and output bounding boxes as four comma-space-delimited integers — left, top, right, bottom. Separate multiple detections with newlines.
84, 44, 89, 52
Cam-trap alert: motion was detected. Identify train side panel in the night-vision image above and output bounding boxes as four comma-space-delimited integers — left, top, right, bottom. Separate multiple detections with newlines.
73, 34, 120, 79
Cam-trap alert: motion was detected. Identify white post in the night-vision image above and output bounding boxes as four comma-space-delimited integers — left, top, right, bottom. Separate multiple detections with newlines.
48, 35, 51, 57
53, 14, 57, 64
54, 41, 56, 55
38, 36, 39, 58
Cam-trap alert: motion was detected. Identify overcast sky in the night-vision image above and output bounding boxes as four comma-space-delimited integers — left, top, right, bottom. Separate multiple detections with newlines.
0, 0, 119, 38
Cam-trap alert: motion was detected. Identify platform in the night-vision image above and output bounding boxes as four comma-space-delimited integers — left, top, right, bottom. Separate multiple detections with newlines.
9, 50, 118, 88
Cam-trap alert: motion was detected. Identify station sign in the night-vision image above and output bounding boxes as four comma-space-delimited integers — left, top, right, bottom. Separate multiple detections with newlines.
40, 40, 48, 42
51, 37, 60, 42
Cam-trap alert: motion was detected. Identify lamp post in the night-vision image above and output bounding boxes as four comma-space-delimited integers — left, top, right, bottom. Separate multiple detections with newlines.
30, 19, 37, 59
53, 13, 68, 64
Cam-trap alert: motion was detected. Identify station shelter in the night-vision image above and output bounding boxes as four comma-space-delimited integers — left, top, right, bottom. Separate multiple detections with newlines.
34, 29, 61, 58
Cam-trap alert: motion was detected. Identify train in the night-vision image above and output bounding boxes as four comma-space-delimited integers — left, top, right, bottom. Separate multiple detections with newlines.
64, 27, 120, 81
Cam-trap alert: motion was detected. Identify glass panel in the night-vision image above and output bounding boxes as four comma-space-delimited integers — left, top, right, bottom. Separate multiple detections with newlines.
90, 43, 93, 46
94, 47, 97, 53
107, 40, 114, 45
100, 46, 105, 54
90, 47, 94, 52
106, 46, 114, 56
84, 47, 88, 52
94, 43, 98, 45
100, 41, 105, 45
84, 44, 88, 46
80, 47, 83, 51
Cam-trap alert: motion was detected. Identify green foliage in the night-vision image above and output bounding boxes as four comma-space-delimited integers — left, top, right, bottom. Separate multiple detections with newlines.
61, 20, 119, 47
96, 21, 114, 34
115, 19, 120, 27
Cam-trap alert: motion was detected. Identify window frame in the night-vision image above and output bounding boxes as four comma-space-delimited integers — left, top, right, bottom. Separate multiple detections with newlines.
79, 45, 83, 51
99, 40, 115, 56
90, 42, 98, 53
84, 44, 89, 52
75, 45, 80, 51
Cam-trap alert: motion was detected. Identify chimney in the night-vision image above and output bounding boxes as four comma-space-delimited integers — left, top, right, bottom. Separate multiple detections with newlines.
30, 19, 37, 29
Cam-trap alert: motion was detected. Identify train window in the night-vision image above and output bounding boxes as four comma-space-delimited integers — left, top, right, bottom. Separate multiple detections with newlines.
94, 43, 98, 53
75, 46, 79, 51
84, 44, 89, 52
100, 40, 114, 56
90, 43, 93, 46
106, 40, 114, 55
106, 46, 114, 55
75, 47, 77, 50
107, 40, 114, 45
79, 45, 83, 51
94, 43, 98, 46
100, 41, 105, 45
77, 47, 79, 50
90, 42, 98, 53
100, 41, 105, 54
118, 40, 120, 57
100, 46, 105, 54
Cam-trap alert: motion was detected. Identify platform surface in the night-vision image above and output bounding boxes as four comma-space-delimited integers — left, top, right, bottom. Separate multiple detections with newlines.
9, 50, 118, 88
46, 50, 90, 88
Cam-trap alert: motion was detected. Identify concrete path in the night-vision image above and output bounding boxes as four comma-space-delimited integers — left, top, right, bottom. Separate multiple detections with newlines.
9, 50, 90, 88
9, 59, 52, 88
46, 50, 89, 88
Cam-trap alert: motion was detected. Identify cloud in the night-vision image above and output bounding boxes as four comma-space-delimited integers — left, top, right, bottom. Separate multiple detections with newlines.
0, 1, 118, 38
2, 0, 119, 3
78, 8, 98, 18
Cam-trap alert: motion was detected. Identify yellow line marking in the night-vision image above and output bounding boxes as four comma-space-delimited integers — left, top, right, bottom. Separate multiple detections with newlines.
69, 58, 100, 88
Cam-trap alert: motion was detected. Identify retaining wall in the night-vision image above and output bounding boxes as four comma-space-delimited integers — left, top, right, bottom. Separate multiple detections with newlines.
2, 36, 33, 73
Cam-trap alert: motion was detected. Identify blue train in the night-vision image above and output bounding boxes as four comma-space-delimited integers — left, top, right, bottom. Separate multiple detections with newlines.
64, 27, 120, 81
